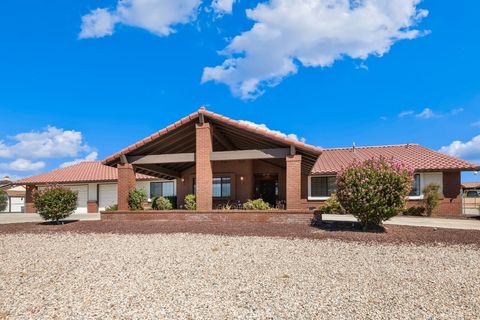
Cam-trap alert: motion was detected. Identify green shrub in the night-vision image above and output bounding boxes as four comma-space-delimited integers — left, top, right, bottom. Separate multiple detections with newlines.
336, 157, 414, 230
0, 189, 7, 212
402, 206, 425, 216
243, 198, 270, 210
184, 194, 196, 210
105, 204, 118, 212
164, 196, 177, 209
317, 194, 344, 214
422, 183, 441, 216
33, 186, 78, 223
152, 196, 173, 210
128, 188, 147, 211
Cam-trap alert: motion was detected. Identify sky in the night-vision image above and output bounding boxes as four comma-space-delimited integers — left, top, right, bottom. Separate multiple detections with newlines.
0, 0, 479, 182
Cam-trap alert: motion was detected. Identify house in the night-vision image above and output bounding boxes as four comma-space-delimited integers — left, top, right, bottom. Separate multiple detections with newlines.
1, 176, 26, 213
16, 107, 480, 215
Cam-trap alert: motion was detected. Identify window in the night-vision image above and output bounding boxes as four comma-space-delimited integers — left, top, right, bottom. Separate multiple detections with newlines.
409, 174, 421, 197
192, 176, 232, 198
466, 190, 479, 198
150, 181, 175, 198
310, 176, 336, 198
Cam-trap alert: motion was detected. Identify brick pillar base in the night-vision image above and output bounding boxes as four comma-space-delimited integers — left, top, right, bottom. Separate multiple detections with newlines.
286, 155, 302, 210
117, 163, 136, 211
25, 185, 37, 213
195, 123, 213, 211
87, 201, 99, 213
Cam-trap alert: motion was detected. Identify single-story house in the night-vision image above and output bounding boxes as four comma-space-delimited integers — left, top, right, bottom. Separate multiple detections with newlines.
1, 176, 26, 213
16, 107, 480, 215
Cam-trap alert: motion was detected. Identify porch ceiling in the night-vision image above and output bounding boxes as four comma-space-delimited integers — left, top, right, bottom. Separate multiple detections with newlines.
104, 112, 321, 178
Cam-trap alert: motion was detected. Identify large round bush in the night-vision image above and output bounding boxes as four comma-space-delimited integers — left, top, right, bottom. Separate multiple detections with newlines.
33, 186, 78, 223
0, 189, 7, 212
336, 157, 413, 230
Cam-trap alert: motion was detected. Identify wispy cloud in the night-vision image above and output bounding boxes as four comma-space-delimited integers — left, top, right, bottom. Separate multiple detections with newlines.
471, 120, 480, 128
238, 120, 306, 143
398, 107, 463, 119
60, 151, 98, 168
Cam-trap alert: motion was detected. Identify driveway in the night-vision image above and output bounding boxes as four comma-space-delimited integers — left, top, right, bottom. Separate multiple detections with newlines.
0, 213, 100, 224
323, 214, 480, 231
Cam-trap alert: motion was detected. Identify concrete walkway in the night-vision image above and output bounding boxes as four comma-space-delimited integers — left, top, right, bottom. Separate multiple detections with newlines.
0, 213, 100, 224
323, 214, 480, 231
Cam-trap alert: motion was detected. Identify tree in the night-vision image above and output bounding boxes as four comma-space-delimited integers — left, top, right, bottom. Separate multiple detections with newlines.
336, 157, 414, 230
0, 189, 7, 212
421, 183, 441, 216
33, 186, 78, 223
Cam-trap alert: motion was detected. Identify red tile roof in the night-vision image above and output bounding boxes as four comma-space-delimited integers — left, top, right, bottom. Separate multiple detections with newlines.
16, 161, 156, 185
312, 144, 479, 174
103, 107, 322, 164
462, 182, 480, 189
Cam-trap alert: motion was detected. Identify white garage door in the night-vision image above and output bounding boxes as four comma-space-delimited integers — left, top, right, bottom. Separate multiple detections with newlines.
99, 184, 117, 211
67, 185, 88, 214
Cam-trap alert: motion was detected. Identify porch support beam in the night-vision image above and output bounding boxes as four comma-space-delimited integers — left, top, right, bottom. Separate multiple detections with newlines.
134, 164, 181, 179
212, 127, 234, 150
128, 153, 195, 165
211, 148, 290, 161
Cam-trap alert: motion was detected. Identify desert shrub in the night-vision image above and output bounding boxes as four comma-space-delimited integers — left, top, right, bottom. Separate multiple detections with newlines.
0, 189, 7, 212
402, 206, 426, 216
243, 198, 270, 210
164, 196, 177, 209
422, 183, 441, 216
317, 194, 344, 214
152, 196, 173, 210
105, 204, 118, 212
33, 186, 78, 223
336, 157, 414, 230
184, 194, 196, 210
128, 188, 147, 211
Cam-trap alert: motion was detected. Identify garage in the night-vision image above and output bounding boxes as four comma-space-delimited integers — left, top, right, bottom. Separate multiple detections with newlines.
99, 184, 117, 211
38, 185, 88, 214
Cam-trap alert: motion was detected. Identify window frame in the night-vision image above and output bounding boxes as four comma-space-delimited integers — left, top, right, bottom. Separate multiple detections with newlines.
192, 176, 233, 199
150, 181, 176, 198
308, 175, 336, 200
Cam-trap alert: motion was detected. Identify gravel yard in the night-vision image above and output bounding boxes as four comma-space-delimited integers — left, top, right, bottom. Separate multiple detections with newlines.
0, 233, 479, 319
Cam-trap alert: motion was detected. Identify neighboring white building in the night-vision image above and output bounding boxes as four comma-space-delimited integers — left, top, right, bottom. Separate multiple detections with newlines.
1, 177, 26, 213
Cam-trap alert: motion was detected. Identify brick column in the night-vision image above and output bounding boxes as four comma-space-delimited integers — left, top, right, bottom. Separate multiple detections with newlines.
117, 163, 136, 211
195, 123, 213, 211
25, 185, 37, 213
286, 155, 302, 210
87, 201, 99, 213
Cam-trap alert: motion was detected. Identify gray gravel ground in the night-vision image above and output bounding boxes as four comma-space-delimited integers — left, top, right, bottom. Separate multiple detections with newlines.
0, 233, 479, 319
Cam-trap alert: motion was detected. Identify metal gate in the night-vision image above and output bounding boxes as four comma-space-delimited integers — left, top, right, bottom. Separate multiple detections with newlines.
462, 189, 480, 215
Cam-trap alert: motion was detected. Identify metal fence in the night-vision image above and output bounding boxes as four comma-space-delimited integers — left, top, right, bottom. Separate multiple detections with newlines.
462, 190, 480, 215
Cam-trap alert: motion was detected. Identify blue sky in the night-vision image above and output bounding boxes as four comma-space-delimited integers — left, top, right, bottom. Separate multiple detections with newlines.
0, 0, 479, 181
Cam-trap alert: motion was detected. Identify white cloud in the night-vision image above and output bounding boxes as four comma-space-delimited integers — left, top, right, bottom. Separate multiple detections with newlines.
202, 0, 428, 99
471, 121, 480, 128
211, 0, 236, 15
79, 8, 118, 39
398, 107, 463, 120
398, 110, 414, 118
439, 135, 480, 163
415, 107, 436, 119
79, 0, 202, 39
238, 120, 306, 143
0, 126, 91, 159
60, 152, 98, 168
0, 159, 46, 172
0, 173, 23, 182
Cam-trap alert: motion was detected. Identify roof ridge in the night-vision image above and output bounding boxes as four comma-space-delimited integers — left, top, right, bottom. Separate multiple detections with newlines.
322, 143, 419, 151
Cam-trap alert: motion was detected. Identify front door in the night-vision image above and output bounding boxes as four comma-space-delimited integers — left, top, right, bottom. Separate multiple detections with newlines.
254, 175, 278, 206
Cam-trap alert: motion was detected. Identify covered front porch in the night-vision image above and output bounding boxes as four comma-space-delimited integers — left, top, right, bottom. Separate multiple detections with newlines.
103, 107, 322, 211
